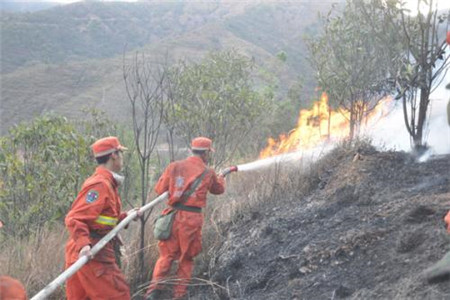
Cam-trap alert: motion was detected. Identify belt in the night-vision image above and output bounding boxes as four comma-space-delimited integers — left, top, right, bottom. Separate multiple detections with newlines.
89, 231, 107, 239
172, 202, 202, 213
89, 232, 122, 267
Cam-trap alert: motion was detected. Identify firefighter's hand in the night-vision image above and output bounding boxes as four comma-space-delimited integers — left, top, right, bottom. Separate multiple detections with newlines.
79, 245, 93, 259
131, 208, 143, 221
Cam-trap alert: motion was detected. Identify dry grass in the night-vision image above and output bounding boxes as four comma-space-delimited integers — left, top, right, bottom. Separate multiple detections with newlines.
0, 224, 67, 299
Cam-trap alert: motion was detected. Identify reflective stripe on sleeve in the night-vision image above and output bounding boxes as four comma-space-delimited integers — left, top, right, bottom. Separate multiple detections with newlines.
95, 215, 118, 226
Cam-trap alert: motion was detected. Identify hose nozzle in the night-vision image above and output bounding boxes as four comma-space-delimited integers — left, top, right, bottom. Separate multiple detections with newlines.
220, 165, 238, 177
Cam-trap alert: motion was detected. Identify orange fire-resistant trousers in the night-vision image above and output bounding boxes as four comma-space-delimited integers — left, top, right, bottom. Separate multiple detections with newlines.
0, 276, 27, 300
147, 210, 203, 299
65, 260, 130, 300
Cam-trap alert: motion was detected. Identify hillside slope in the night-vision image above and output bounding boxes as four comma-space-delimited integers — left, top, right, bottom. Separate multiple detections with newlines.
0, 1, 329, 134
0, 1, 228, 73
0, 1, 326, 74
0, 22, 294, 134
192, 146, 450, 299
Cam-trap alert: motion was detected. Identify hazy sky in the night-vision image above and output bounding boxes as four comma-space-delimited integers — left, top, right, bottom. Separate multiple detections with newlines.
405, 0, 450, 13
8, 0, 450, 9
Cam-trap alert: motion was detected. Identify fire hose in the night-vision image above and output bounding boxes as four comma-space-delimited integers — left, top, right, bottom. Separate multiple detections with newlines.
220, 165, 238, 177
31, 166, 238, 300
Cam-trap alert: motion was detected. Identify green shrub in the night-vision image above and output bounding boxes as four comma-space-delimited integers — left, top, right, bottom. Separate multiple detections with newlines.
0, 114, 100, 238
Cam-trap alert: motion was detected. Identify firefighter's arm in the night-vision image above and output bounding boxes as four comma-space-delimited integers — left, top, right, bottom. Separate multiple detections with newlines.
209, 170, 225, 195
154, 164, 172, 195
65, 183, 107, 253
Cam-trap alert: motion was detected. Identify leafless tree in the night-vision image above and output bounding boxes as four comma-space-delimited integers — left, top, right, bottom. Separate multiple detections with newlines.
123, 51, 166, 281
161, 60, 183, 162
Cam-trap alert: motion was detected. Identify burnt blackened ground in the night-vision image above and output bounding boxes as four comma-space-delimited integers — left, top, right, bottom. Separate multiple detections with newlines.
189, 146, 450, 300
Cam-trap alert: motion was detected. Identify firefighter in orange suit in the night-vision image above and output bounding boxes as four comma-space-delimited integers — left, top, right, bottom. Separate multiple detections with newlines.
145, 137, 225, 300
65, 136, 131, 300
0, 276, 27, 300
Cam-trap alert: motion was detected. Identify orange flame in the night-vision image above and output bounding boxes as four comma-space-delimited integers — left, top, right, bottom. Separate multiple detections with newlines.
259, 92, 392, 158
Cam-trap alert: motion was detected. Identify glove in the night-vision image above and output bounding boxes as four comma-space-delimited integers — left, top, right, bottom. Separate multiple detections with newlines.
130, 207, 143, 221
79, 245, 93, 260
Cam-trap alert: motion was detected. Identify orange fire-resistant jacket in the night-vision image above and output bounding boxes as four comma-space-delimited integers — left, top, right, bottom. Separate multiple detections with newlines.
0, 276, 27, 300
65, 166, 127, 264
155, 156, 225, 207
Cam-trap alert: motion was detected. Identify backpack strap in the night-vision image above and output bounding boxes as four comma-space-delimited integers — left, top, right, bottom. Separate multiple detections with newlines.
179, 168, 209, 204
